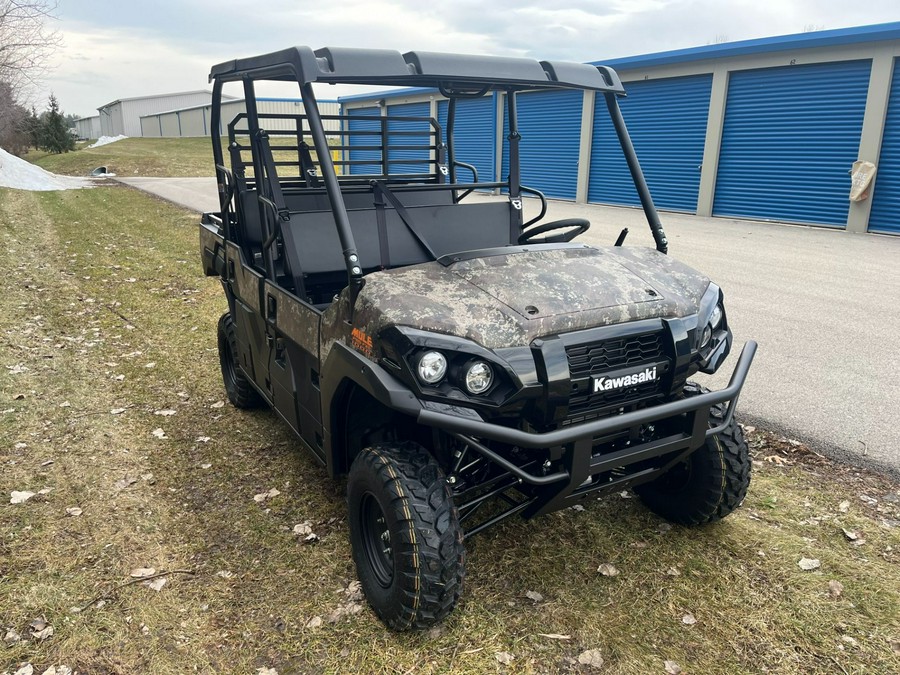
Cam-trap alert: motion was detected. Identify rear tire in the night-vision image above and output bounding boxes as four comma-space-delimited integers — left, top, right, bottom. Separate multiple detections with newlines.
635, 383, 750, 526
217, 312, 264, 409
347, 442, 465, 630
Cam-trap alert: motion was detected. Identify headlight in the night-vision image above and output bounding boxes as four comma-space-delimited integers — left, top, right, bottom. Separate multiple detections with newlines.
464, 361, 493, 394
710, 304, 724, 330
701, 325, 712, 349
416, 351, 447, 384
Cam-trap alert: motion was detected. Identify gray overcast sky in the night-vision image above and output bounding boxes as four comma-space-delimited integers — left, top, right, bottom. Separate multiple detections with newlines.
46, 0, 900, 117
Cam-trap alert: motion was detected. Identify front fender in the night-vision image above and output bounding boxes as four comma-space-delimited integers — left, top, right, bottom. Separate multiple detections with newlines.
320, 342, 423, 476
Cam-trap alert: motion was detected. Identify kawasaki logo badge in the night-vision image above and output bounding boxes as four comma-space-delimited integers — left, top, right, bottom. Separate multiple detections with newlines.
593, 366, 657, 393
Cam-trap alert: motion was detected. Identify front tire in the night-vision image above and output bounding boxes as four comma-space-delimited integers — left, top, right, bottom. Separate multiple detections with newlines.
347, 443, 465, 630
635, 383, 751, 526
217, 313, 264, 409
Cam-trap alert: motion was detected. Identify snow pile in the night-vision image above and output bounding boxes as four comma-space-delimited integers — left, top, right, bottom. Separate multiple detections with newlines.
88, 135, 128, 148
0, 147, 93, 191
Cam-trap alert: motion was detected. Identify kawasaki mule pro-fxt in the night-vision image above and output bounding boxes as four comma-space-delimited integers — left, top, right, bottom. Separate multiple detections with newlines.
199, 46, 757, 630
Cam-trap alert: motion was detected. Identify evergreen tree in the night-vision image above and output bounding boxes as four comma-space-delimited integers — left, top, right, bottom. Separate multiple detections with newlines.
37, 93, 75, 153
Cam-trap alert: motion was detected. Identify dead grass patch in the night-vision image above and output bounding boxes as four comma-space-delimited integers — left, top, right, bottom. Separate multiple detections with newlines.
27, 137, 330, 179
25, 138, 226, 178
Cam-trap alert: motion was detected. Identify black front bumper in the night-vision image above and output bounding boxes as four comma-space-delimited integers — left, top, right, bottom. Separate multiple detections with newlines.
417, 341, 757, 518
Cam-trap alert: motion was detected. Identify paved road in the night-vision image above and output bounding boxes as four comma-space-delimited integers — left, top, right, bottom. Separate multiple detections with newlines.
117, 177, 900, 477
117, 177, 219, 212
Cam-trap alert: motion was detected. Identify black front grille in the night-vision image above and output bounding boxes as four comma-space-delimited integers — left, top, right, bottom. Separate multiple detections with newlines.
566, 332, 664, 378
565, 330, 668, 424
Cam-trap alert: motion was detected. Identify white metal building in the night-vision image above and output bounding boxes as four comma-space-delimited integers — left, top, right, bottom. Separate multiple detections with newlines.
97, 91, 238, 138
139, 98, 341, 138
74, 115, 101, 140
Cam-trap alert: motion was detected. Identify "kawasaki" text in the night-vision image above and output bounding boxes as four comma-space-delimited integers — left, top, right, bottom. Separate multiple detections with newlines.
593, 366, 657, 393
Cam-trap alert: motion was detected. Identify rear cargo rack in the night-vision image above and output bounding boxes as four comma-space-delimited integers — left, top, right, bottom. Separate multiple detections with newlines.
226, 112, 450, 188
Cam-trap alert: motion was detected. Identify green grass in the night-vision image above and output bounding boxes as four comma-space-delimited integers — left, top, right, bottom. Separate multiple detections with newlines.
1, 185, 899, 674
26, 137, 225, 177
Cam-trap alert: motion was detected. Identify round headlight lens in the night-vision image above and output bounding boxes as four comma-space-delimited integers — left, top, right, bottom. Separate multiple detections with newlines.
464, 361, 493, 394
701, 325, 713, 349
710, 304, 724, 330
417, 351, 447, 384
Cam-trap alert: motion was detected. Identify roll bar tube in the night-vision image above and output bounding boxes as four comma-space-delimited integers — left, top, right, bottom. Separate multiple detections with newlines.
243, 79, 279, 281
603, 92, 668, 254
299, 82, 364, 307
506, 91, 524, 243
446, 97, 457, 185
210, 80, 227, 215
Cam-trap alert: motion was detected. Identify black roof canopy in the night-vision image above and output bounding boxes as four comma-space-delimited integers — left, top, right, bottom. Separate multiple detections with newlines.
209, 46, 625, 94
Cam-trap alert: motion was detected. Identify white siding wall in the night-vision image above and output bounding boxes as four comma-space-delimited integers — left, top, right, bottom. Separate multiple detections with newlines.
75, 116, 101, 139
141, 116, 161, 137
119, 92, 213, 137
178, 108, 208, 136
219, 100, 341, 134
317, 101, 341, 130
99, 102, 124, 137
138, 100, 341, 137
159, 112, 180, 137
219, 101, 247, 135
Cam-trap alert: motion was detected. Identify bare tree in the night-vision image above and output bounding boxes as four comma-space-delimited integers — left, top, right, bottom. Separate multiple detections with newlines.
0, 79, 31, 154
0, 0, 61, 95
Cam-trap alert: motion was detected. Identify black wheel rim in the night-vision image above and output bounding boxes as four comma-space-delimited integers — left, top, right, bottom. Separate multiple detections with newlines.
654, 458, 693, 493
359, 492, 393, 588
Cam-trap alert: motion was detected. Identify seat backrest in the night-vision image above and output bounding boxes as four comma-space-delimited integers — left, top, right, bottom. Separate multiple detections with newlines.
282, 188, 454, 212
236, 187, 456, 250
280, 201, 512, 277
238, 190, 264, 248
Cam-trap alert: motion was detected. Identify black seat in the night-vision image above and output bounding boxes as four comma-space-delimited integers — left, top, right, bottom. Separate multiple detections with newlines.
236, 187, 455, 257
280, 201, 512, 301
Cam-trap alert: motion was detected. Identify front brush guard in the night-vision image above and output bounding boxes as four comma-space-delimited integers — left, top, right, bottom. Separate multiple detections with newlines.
417, 341, 757, 520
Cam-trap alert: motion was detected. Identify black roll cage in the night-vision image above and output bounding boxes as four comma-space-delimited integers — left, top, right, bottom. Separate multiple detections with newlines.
208, 46, 669, 301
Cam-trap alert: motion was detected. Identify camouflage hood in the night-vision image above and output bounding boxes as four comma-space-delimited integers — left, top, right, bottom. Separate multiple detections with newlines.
352, 245, 711, 350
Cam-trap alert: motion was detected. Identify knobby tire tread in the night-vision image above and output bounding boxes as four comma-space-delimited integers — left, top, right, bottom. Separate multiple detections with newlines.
637, 382, 751, 526
349, 442, 465, 630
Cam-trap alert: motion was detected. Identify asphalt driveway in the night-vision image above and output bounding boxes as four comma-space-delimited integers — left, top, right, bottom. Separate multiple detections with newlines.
117, 177, 900, 477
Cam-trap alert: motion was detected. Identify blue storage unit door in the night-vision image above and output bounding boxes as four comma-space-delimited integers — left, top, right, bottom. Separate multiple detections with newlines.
347, 106, 382, 175
589, 75, 713, 212
438, 95, 496, 185
501, 89, 583, 200
868, 58, 900, 234
713, 60, 871, 227
386, 102, 432, 177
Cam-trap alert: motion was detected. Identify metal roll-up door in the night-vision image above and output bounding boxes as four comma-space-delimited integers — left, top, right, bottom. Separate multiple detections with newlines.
438, 95, 496, 185
713, 60, 871, 227
348, 107, 382, 175
589, 74, 713, 212
386, 102, 431, 177
501, 89, 583, 200
868, 59, 900, 234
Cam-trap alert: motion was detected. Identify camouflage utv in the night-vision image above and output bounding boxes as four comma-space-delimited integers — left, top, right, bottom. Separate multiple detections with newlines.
199, 47, 757, 630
